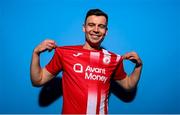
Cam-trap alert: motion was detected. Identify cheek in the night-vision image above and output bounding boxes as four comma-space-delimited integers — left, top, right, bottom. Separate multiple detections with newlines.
83, 27, 90, 34
100, 30, 107, 36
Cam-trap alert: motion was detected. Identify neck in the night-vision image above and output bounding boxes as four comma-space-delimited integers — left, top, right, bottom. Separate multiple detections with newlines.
83, 42, 101, 50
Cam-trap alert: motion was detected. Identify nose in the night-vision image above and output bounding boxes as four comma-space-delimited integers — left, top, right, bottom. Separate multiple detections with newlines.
93, 26, 99, 33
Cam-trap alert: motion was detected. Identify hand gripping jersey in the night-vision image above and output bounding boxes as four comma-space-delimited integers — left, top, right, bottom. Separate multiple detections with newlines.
46, 46, 127, 114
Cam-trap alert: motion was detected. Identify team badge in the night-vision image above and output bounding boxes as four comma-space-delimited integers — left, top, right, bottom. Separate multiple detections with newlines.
102, 49, 111, 64
103, 56, 111, 64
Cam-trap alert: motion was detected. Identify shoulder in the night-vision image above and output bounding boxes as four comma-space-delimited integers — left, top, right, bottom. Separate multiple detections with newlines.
102, 49, 123, 63
102, 49, 121, 57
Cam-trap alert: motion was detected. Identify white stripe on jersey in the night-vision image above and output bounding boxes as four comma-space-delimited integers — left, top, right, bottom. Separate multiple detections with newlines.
86, 52, 100, 114
90, 52, 100, 61
86, 91, 98, 114
102, 49, 111, 55
99, 92, 106, 114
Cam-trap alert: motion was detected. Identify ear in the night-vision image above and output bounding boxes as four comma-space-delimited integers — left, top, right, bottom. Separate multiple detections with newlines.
82, 24, 85, 32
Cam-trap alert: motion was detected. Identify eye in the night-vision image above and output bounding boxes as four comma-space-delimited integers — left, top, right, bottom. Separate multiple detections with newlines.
99, 24, 106, 29
87, 23, 95, 27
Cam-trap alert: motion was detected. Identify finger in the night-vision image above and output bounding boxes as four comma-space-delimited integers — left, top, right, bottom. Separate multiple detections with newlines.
123, 54, 132, 60
129, 56, 135, 60
43, 39, 56, 46
122, 55, 126, 60
46, 45, 54, 52
45, 39, 55, 42
49, 41, 57, 48
47, 43, 56, 50
51, 42, 57, 48
46, 39, 57, 45
123, 51, 138, 59
122, 55, 130, 60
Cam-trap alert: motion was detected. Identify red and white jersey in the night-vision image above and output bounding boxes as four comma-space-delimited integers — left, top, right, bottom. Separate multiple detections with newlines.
46, 45, 127, 114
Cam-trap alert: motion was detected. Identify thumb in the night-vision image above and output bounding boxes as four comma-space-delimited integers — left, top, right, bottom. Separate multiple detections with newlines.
122, 55, 127, 60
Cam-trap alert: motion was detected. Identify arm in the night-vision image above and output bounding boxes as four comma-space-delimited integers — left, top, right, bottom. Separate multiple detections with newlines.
116, 52, 143, 91
30, 39, 57, 86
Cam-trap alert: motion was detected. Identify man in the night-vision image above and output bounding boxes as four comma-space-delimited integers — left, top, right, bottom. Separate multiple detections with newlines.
30, 9, 143, 114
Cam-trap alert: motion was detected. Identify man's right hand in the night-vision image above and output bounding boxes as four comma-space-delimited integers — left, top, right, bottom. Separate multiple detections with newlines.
34, 39, 57, 55
30, 39, 57, 86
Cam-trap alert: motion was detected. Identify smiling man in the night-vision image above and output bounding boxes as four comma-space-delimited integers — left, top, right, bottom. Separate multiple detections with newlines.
83, 13, 107, 49
30, 9, 143, 114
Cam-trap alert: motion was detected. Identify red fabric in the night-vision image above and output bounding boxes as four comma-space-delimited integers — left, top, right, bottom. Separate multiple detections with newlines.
45, 45, 127, 114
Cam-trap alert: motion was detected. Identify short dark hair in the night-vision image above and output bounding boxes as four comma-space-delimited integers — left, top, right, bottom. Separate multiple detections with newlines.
84, 9, 108, 26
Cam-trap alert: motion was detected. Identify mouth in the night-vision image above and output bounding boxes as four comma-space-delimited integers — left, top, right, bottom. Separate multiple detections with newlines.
90, 34, 101, 40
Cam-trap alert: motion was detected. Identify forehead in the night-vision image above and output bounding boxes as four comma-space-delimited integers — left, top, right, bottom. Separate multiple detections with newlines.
86, 15, 107, 24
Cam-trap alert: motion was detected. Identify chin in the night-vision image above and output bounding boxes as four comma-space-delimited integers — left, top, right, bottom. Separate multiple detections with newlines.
89, 41, 101, 48
86, 37, 103, 47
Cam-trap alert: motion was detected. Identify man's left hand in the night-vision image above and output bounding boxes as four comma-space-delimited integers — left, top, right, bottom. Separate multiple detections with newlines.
122, 52, 143, 67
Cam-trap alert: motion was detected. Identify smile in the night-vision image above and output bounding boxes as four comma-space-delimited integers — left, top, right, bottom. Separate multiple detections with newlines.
90, 34, 101, 39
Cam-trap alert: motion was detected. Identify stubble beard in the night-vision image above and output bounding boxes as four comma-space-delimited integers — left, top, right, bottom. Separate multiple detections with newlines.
85, 36, 104, 49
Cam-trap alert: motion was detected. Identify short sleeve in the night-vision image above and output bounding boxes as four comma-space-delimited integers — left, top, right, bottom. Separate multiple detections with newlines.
113, 58, 127, 80
45, 48, 63, 76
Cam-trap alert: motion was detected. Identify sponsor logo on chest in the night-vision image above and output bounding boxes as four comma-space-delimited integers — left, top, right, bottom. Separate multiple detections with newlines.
73, 64, 108, 83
